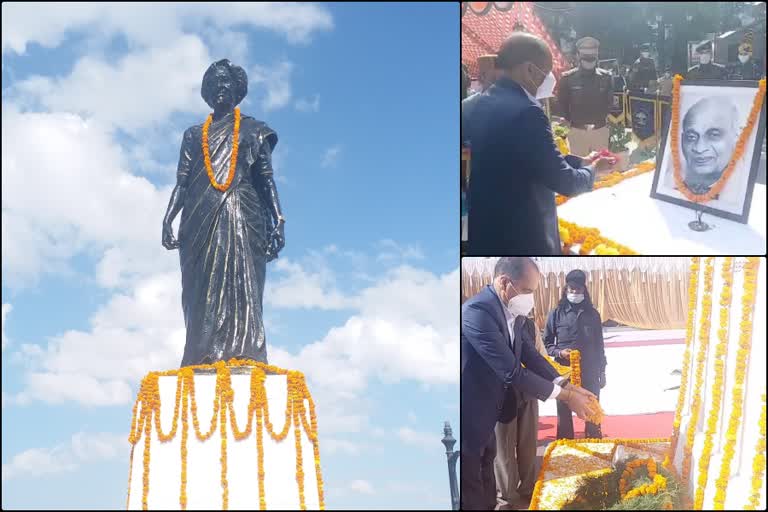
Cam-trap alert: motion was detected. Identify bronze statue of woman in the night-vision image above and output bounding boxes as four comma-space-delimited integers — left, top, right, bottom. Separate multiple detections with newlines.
162, 59, 285, 367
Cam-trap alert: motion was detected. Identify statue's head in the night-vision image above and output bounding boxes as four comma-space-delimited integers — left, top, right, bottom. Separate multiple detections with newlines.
201, 59, 248, 110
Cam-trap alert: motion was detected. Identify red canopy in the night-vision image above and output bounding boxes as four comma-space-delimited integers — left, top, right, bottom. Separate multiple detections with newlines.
462, 2, 568, 79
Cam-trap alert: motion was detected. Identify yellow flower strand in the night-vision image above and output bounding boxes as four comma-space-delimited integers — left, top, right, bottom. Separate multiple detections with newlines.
682, 256, 715, 487
570, 349, 581, 387
694, 257, 734, 509
126, 445, 135, 509
713, 257, 761, 509
126, 358, 325, 510
202, 107, 241, 192
744, 393, 766, 510
666, 257, 701, 469
180, 368, 191, 510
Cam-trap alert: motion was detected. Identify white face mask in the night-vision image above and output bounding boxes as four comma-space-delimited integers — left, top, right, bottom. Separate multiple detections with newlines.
738, 54, 750, 64
567, 293, 585, 304
641, 52, 650, 59
699, 53, 712, 65
505, 281, 535, 318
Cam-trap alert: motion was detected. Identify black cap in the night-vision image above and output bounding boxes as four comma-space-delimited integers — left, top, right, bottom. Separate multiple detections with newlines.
696, 40, 713, 53
565, 269, 587, 287
640, 43, 651, 51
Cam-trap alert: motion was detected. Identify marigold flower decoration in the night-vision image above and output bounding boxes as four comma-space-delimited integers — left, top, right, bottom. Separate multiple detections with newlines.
682, 257, 715, 487
694, 257, 733, 509
126, 358, 325, 511
667, 257, 700, 467
569, 349, 581, 387
744, 393, 766, 510
558, 219, 638, 255
713, 258, 761, 509
670, 76, 766, 203
202, 107, 241, 192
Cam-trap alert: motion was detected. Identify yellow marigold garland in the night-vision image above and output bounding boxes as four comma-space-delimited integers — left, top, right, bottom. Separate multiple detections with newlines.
570, 349, 581, 387
202, 107, 241, 192
545, 355, 572, 377
558, 219, 638, 255
745, 393, 766, 510
666, 257, 701, 469
713, 257, 761, 509
126, 358, 325, 511
682, 256, 715, 487
694, 257, 734, 509
671, 76, 766, 203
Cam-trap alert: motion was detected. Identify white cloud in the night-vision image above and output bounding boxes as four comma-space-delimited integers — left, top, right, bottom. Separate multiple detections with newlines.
295, 94, 320, 112
376, 239, 425, 264
396, 426, 437, 448
2, 303, 11, 349
1, 3, 333, 55
1, 104, 176, 288
321, 145, 342, 168
322, 438, 361, 456
11, 35, 213, 134
1, 432, 126, 481
348, 479, 375, 495
266, 257, 356, 310
250, 61, 294, 112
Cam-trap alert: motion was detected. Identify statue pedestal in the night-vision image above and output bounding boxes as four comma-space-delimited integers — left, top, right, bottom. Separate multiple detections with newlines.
126, 369, 323, 510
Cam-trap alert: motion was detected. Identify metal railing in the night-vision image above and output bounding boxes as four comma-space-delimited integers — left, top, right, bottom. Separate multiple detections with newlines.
442, 421, 459, 510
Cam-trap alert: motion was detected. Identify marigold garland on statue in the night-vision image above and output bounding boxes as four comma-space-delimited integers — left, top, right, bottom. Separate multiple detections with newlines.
670, 76, 767, 203
682, 257, 715, 487
745, 393, 766, 510
666, 257, 701, 468
694, 257, 734, 509
712, 257, 761, 509
126, 358, 325, 511
202, 107, 241, 192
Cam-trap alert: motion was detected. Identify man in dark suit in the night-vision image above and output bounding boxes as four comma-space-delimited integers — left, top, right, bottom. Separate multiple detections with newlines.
462, 33, 614, 255
461, 257, 597, 510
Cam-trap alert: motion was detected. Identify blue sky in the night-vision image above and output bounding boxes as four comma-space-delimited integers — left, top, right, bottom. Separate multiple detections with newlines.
1, 3, 458, 510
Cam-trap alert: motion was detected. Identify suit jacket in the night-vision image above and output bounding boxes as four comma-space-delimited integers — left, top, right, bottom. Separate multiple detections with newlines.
461, 285, 561, 456
463, 77, 595, 255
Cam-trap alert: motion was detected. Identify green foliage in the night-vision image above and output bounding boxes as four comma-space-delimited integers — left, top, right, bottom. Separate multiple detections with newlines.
609, 124, 632, 153
552, 121, 570, 140
560, 456, 687, 511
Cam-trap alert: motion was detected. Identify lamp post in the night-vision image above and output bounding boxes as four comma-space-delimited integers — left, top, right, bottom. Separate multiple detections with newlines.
442, 421, 459, 510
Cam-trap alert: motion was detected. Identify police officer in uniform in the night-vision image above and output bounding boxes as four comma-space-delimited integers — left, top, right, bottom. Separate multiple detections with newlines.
557, 36, 613, 157
629, 43, 658, 90
728, 32, 761, 81
687, 40, 727, 80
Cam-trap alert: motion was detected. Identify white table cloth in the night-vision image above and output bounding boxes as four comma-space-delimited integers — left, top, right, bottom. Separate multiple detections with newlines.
558, 172, 766, 255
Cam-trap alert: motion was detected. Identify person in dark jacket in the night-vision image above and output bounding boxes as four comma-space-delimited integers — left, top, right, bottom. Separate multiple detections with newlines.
544, 269, 607, 439
461, 257, 597, 510
462, 33, 614, 255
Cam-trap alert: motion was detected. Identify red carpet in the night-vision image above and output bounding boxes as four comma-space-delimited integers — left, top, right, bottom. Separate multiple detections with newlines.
537, 412, 674, 442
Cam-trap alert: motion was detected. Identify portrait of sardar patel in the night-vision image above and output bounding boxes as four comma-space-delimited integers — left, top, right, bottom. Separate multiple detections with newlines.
679, 97, 739, 195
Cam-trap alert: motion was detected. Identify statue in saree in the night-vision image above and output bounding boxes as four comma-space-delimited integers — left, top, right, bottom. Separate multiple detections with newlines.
162, 59, 285, 367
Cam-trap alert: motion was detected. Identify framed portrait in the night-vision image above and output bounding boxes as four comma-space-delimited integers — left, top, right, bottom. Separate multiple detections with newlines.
651, 80, 766, 223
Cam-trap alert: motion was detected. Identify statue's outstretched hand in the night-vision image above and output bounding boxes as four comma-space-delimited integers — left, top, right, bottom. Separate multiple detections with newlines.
162, 222, 180, 250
